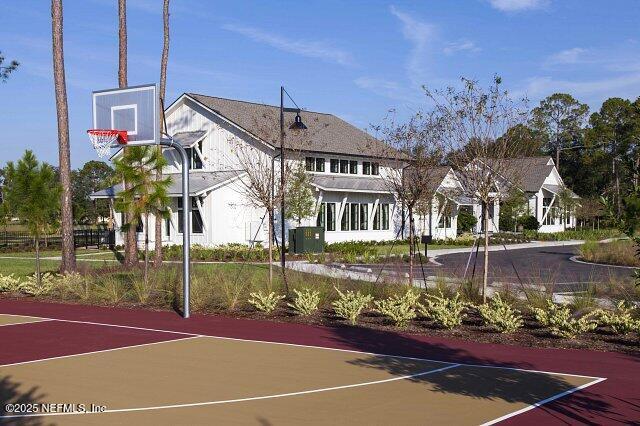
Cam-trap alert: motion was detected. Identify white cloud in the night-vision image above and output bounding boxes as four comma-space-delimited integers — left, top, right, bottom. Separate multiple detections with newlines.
443, 40, 481, 55
515, 73, 640, 102
389, 6, 437, 86
546, 47, 588, 65
488, 0, 549, 12
221, 24, 354, 66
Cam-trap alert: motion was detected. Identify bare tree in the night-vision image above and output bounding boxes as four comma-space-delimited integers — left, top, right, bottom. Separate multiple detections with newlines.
51, 0, 76, 273
227, 109, 318, 291
117, 0, 137, 267
376, 110, 447, 284
427, 77, 529, 302
154, 0, 170, 267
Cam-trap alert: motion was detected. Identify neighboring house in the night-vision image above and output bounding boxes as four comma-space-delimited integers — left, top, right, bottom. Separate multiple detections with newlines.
469, 157, 579, 233
92, 93, 409, 247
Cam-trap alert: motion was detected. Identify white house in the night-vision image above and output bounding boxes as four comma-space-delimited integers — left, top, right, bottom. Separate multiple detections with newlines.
93, 93, 413, 247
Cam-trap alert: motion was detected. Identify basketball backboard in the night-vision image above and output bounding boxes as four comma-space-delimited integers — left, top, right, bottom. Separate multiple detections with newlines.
91, 84, 159, 145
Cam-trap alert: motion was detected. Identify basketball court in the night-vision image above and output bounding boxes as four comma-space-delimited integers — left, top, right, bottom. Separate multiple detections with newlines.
0, 310, 605, 425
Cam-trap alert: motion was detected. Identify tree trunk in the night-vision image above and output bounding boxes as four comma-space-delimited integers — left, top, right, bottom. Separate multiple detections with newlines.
408, 206, 414, 286
35, 237, 41, 286
267, 209, 273, 290
482, 201, 490, 304
51, 0, 76, 273
144, 214, 149, 287
154, 0, 170, 268
117, 0, 137, 268
555, 146, 560, 172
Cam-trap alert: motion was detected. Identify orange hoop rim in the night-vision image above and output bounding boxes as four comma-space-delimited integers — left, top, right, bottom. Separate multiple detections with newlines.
87, 129, 128, 144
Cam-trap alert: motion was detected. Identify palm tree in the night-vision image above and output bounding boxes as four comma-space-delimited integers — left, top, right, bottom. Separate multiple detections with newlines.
114, 146, 172, 285
51, 0, 76, 273
154, 0, 170, 267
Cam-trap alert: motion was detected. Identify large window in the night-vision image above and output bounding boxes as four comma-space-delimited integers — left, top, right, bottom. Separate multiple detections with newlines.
165, 217, 171, 237
542, 197, 554, 226
185, 141, 203, 170
340, 204, 350, 231
350, 203, 359, 231
326, 203, 336, 231
381, 203, 389, 230
316, 203, 325, 228
339, 159, 349, 174
349, 160, 358, 174
371, 162, 380, 175
373, 206, 380, 230
305, 156, 325, 172
360, 204, 368, 230
438, 214, 452, 228
178, 197, 204, 234
330, 159, 339, 173
363, 161, 371, 175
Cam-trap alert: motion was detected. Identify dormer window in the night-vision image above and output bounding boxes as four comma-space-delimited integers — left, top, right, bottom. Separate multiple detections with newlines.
185, 140, 203, 170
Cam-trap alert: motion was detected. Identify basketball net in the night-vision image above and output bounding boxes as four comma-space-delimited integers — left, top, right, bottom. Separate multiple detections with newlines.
87, 130, 127, 158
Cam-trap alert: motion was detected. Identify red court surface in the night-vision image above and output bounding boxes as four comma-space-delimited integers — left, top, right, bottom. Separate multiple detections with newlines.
0, 298, 637, 425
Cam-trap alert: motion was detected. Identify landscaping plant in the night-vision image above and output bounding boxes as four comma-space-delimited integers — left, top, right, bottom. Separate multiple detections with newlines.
532, 300, 597, 338
288, 288, 321, 316
592, 301, 639, 335
373, 289, 421, 328
18, 272, 56, 296
248, 290, 285, 314
332, 287, 373, 325
418, 291, 469, 329
0, 273, 21, 292
477, 293, 523, 333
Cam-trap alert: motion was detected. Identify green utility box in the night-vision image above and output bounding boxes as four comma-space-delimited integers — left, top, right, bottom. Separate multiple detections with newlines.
288, 226, 325, 254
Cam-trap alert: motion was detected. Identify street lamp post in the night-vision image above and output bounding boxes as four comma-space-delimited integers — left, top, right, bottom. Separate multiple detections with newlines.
279, 86, 306, 280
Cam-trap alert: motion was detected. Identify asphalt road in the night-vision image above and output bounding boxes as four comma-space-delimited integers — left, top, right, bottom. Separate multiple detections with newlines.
334, 245, 636, 292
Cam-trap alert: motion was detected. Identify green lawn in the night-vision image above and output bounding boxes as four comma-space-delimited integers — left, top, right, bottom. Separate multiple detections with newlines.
0, 249, 120, 277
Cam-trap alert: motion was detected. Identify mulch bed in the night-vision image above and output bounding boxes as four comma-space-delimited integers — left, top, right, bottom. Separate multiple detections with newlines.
3, 293, 637, 356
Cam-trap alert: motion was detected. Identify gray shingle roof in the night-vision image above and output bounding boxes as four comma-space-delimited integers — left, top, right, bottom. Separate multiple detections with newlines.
173, 130, 207, 147
480, 157, 556, 193
185, 93, 403, 159
309, 175, 392, 193
90, 170, 243, 198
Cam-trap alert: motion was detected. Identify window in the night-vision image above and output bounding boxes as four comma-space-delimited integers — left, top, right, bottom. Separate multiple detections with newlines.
186, 141, 203, 170
326, 203, 336, 231
360, 204, 368, 230
316, 203, 325, 228
349, 160, 358, 174
371, 162, 380, 175
178, 197, 204, 234
315, 157, 325, 172
165, 217, 171, 237
339, 159, 349, 174
373, 206, 380, 230
363, 161, 371, 175
381, 203, 389, 230
542, 197, 553, 226
136, 217, 143, 233
438, 214, 452, 229
305, 157, 315, 171
330, 159, 339, 173
350, 203, 359, 231
340, 204, 350, 231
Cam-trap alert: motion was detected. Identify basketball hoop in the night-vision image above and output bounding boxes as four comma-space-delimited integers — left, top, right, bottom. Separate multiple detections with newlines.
87, 129, 128, 158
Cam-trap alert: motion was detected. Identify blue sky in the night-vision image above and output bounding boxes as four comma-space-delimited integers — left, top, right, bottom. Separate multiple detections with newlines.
1, 0, 639, 168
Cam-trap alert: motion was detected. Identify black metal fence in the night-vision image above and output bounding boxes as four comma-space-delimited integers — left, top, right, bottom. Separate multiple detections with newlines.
0, 229, 115, 250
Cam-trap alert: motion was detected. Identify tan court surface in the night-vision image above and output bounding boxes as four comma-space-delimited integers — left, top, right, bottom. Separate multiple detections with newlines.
0, 314, 45, 326
2, 335, 595, 425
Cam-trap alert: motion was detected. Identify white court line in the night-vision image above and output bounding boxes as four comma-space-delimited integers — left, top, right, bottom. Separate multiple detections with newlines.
1, 336, 201, 368
481, 377, 607, 426
0, 313, 604, 380
0, 363, 461, 419
0, 318, 53, 328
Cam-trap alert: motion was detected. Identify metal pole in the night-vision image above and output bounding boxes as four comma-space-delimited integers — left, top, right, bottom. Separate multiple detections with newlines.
280, 86, 286, 272
159, 137, 190, 318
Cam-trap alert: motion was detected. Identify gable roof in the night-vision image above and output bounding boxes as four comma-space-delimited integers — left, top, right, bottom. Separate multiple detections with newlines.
474, 156, 557, 193
183, 93, 403, 159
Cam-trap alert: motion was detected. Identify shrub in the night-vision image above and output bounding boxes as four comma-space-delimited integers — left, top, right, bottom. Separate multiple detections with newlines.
532, 300, 597, 338
95, 276, 129, 304
592, 301, 639, 335
248, 290, 285, 314
457, 210, 477, 234
19, 273, 56, 296
418, 291, 469, 329
219, 273, 251, 310
0, 274, 21, 292
477, 293, 523, 333
580, 240, 640, 267
373, 289, 421, 328
56, 272, 91, 301
520, 215, 539, 231
288, 288, 321, 316
332, 287, 373, 325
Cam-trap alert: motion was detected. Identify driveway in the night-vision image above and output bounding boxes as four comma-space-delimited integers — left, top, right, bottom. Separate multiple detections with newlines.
331, 245, 635, 292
